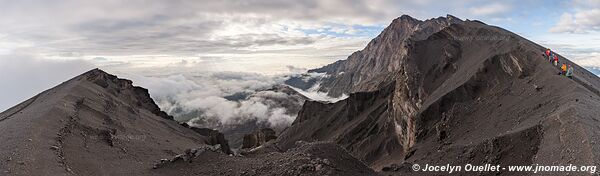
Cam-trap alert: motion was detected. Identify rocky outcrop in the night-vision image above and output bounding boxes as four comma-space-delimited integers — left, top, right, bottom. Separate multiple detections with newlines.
151, 141, 377, 176
153, 145, 224, 169
188, 127, 233, 154
84, 68, 174, 120
242, 128, 277, 149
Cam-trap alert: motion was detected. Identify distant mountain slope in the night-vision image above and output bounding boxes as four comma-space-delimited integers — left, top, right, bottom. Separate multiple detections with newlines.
0, 69, 215, 175
277, 15, 600, 174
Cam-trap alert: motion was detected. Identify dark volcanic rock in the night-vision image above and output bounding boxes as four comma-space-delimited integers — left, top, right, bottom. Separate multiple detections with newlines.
189, 127, 233, 154
277, 83, 400, 167
242, 128, 277, 149
279, 14, 600, 173
310, 15, 464, 97
152, 142, 377, 176
153, 145, 224, 169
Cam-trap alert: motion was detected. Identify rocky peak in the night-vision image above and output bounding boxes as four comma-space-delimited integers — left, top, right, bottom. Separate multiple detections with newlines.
309, 15, 463, 97
394, 14, 421, 23
445, 14, 461, 23
80, 68, 174, 120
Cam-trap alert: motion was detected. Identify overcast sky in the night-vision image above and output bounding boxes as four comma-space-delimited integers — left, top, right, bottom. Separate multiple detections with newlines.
1, 0, 600, 110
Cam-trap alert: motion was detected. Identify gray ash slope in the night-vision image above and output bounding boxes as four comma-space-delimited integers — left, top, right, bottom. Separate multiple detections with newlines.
276, 14, 600, 175
0, 69, 222, 175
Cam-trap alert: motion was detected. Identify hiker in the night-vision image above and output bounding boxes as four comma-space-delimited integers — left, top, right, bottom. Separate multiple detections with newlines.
553, 55, 559, 66
566, 65, 574, 79
561, 63, 567, 75
545, 48, 551, 58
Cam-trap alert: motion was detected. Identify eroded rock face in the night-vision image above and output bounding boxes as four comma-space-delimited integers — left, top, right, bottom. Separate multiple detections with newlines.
277, 15, 466, 169
279, 14, 600, 173
242, 128, 277, 149
276, 83, 400, 166
84, 68, 174, 120
188, 127, 233, 154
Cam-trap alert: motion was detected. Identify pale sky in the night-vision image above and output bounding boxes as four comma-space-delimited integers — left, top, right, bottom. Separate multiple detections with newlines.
1, 0, 600, 110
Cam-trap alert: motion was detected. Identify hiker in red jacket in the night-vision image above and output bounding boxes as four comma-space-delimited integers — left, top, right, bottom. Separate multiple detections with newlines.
553, 55, 559, 66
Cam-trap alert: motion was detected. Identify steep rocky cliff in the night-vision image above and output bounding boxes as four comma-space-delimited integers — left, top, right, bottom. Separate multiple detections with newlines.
310, 15, 463, 97
278, 15, 600, 174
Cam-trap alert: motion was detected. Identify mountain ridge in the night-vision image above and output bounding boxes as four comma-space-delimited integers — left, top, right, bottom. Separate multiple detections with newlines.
276, 14, 600, 173
309, 14, 464, 97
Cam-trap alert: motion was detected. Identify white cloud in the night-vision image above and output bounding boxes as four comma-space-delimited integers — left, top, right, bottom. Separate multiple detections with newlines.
267, 108, 296, 128
469, 3, 512, 16
574, 0, 600, 7
572, 52, 600, 67
551, 9, 600, 33
0, 0, 396, 58
286, 73, 349, 103
288, 84, 348, 103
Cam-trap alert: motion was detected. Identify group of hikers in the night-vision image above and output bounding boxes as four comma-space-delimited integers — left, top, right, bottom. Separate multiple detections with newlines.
545, 48, 574, 79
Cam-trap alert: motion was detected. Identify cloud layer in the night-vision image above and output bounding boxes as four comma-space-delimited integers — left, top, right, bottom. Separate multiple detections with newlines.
116, 68, 347, 130
0, 0, 531, 66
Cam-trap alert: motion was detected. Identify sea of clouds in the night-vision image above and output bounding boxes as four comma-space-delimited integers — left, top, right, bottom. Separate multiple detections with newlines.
114, 67, 346, 130
123, 72, 291, 128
